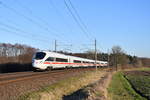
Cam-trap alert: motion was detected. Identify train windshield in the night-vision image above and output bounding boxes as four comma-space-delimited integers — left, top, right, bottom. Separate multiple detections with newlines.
34, 52, 46, 60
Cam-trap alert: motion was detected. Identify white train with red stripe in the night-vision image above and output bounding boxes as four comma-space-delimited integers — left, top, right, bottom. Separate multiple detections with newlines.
32, 51, 108, 70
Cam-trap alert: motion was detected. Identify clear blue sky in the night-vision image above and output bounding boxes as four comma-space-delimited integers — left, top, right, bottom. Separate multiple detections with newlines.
0, 0, 150, 57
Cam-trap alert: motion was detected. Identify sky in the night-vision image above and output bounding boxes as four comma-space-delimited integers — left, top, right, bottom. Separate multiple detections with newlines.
0, 0, 150, 57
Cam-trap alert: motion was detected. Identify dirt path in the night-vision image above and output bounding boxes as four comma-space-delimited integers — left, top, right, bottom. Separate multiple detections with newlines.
85, 71, 114, 100
62, 70, 114, 100
96, 72, 113, 100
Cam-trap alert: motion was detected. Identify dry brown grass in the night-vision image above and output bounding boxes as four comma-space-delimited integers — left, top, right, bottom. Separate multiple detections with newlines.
63, 72, 114, 100
20, 69, 108, 100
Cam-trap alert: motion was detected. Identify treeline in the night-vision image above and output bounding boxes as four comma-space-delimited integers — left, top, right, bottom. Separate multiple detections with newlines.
108, 46, 142, 69
0, 43, 37, 73
140, 58, 150, 67
59, 46, 150, 69
109, 46, 150, 68
0, 43, 37, 64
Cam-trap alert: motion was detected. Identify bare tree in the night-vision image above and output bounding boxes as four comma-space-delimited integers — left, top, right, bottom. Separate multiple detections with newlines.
110, 46, 128, 70
0, 43, 37, 64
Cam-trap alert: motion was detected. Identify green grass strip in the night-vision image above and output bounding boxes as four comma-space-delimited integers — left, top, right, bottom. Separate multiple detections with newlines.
136, 67, 150, 71
108, 72, 146, 100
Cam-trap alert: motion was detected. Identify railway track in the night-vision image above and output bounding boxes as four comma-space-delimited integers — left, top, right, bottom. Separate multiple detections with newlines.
0, 67, 101, 100
0, 68, 95, 85
0, 70, 65, 85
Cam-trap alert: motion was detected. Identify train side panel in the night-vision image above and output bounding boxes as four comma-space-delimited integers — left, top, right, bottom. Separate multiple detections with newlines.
32, 51, 108, 70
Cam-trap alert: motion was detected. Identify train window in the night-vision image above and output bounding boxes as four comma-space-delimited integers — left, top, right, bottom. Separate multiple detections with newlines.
74, 60, 81, 63
35, 52, 46, 60
83, 61, 86, 63
83, 61, 89, 63
56, 58, 68, 62
45, 57, 54, 61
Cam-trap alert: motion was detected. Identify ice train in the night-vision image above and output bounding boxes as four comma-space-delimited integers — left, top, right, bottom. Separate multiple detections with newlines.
32, 51, 108, 70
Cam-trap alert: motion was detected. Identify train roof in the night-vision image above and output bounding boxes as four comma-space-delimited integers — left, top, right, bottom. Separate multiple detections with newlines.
37, 51, 107, 63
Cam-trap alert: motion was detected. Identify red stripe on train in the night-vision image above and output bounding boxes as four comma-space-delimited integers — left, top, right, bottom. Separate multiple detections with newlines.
43, 62, 104, 66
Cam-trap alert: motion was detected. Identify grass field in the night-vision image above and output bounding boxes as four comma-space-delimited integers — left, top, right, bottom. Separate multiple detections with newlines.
125, 71, 150, 100
108, 72, 146, 100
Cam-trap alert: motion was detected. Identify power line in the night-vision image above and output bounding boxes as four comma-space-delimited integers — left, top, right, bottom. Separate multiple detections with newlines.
0, 26, 50, 45
0, 14, 54, 41
64, 0, 92, 40
54, 40, 72, 52
0, 21, 50, 42
0, 1, 62, 39
67, 0, 94, 39
49, 0, 74, 37
13, 0, 33, 14
14, 0, 67, 39
0, 1, 75, 50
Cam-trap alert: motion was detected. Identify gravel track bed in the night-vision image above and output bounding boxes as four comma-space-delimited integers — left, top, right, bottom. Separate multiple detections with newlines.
0, 71, 33, 78
0, 70, 66, 83
0, 68, 94, 100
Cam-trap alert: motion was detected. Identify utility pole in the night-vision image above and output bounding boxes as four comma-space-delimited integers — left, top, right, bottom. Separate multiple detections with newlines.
107, 49, 110, 68
55, 40, 57, 52
95, 39, 97, 71
115, 54, 118, 71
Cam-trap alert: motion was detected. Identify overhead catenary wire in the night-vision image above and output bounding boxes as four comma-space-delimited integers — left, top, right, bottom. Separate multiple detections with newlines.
54, 39, 73, 52
0, 20, 51, 42
0, 26, 50, 46
0, 0, 98, 52
14, 0, 67, 39
49, 0, 73, 33
64, 0, 90, 40
48, 0, 76, 51
64, 0, 98, 57
0, 14, 55, 41
67, 0, 95, 39
64, 0, 93, 40
0, 1, 63, 39
0, 0, 73, 52
50, 0, 95, 52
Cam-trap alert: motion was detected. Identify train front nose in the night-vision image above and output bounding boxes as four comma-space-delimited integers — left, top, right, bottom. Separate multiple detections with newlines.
32, 52, 46, 70
32, 59, 37, 68
32, 60, 40, 67
32, 60, 45, 70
